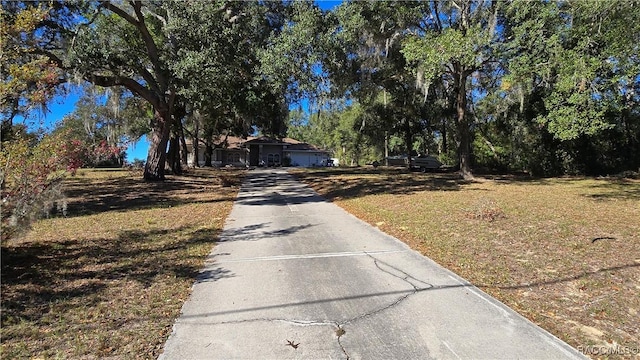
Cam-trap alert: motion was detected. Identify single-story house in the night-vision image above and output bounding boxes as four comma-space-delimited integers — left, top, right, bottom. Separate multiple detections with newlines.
186, 136, 330, 168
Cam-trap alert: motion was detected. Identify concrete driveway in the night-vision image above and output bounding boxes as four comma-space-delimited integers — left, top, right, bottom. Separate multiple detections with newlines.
159, 168, 586, 359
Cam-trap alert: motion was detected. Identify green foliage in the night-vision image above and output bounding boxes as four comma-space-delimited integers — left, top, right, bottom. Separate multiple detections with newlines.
51, 87, 153, 167
504, 0, 640, 141
286, 103, 382, 166
4, 0, 639, 179
400, 0, 504, 178
259, 1, 326, 101
285, 0, 639, 176
1, 131, 84, 240
403, 27, 477, 83
483, 0, 640, 175
0, 3, 64, 124
324, 2, 434, 163
57, 88, 149, 142
167, 1, 292, 139
287, 108, 310, 142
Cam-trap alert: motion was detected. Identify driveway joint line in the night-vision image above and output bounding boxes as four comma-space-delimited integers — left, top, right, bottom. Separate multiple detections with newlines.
214, 249, 407, 264
178, 316, 349, 357
184, 253, 434, 359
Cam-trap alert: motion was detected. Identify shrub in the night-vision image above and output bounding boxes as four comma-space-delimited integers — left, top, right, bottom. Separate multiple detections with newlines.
0, 131, 84, 240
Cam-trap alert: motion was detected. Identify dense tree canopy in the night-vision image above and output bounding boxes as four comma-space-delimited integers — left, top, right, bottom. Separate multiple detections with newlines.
3, 0, 639, 179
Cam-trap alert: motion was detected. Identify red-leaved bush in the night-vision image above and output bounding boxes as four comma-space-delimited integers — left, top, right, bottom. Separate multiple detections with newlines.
90, 140, 125, 167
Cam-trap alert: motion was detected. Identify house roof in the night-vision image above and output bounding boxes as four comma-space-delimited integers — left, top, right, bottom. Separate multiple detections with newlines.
185, 135, 245, 150
285, 142, 324, 152
242, 136, 283, 145
186, 135, 328, 153
244, 137, 327, 153
218, 136, 245, 150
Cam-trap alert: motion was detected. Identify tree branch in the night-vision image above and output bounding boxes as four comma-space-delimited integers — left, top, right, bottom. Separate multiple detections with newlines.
100, 0, 138, 27
31, 49, 67, 70
100, 1, 168, 98
86, 74, 160, 110
433, 0, 443, 34
71, 3, 105, 49
129, 1, 168, 92
100, 1, 138, 27
136, 65, 161, 95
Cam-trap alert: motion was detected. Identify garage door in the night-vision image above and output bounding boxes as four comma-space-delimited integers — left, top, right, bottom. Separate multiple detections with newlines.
292, 153, 326, 167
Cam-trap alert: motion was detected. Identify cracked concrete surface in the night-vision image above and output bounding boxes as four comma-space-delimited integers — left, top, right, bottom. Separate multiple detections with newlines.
160, 169, 586, 359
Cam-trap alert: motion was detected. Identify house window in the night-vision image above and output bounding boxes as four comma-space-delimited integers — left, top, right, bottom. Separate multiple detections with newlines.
266, 153, 280, 166
227, 152, 240, 163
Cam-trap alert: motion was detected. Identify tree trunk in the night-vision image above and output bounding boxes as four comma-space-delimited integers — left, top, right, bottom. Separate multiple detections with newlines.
204, 142, 213, 167
179, 121, 188, 170
454, 65, 474, 180
1, 118, 12, 142
144, 109, 172, 181
441, 117, 447, 154
384, 131, 389, 166
167, 133, 182, 175
404, 119, 412, 169
193, 111, 200, 168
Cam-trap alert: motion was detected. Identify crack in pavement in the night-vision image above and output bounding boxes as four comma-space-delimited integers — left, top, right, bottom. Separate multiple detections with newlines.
336, 326, 350, 360
187, 317, 350, 358
339, 253, 434, 326
180, 254, 434, 359
330, 253, 434, 359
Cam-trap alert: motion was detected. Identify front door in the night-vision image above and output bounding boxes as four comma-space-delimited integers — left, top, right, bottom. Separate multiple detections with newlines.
249, 145, 260, 166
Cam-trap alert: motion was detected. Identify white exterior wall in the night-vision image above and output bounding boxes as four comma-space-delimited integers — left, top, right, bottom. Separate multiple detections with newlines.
287, 151, 328, 167
186, 143, 327, 168
224, 151, 248, 167
187, 146, 207, 167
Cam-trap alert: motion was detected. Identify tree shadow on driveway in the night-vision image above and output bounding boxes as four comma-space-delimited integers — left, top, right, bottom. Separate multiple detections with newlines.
218, 222, 317, 242
180, 260, 639, 320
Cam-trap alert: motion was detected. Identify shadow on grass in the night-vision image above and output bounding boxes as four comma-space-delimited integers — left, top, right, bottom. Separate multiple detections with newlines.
0, 225, 231, 327
292, 167, 468, 200
583, 181, 640, 201
62, 169, 242, 217
487, 174, 640, 197
480, 175, 553, 185
297, 168, 640, 203
482, 262, 640, 290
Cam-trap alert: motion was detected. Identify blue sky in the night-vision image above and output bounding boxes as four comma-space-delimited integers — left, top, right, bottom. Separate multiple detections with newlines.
15, 86, 151, 162
14, 1, 342, 163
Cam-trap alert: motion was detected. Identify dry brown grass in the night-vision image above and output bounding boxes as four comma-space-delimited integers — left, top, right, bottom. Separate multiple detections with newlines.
1, 167, 244, 359
292, 167, 640, 359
